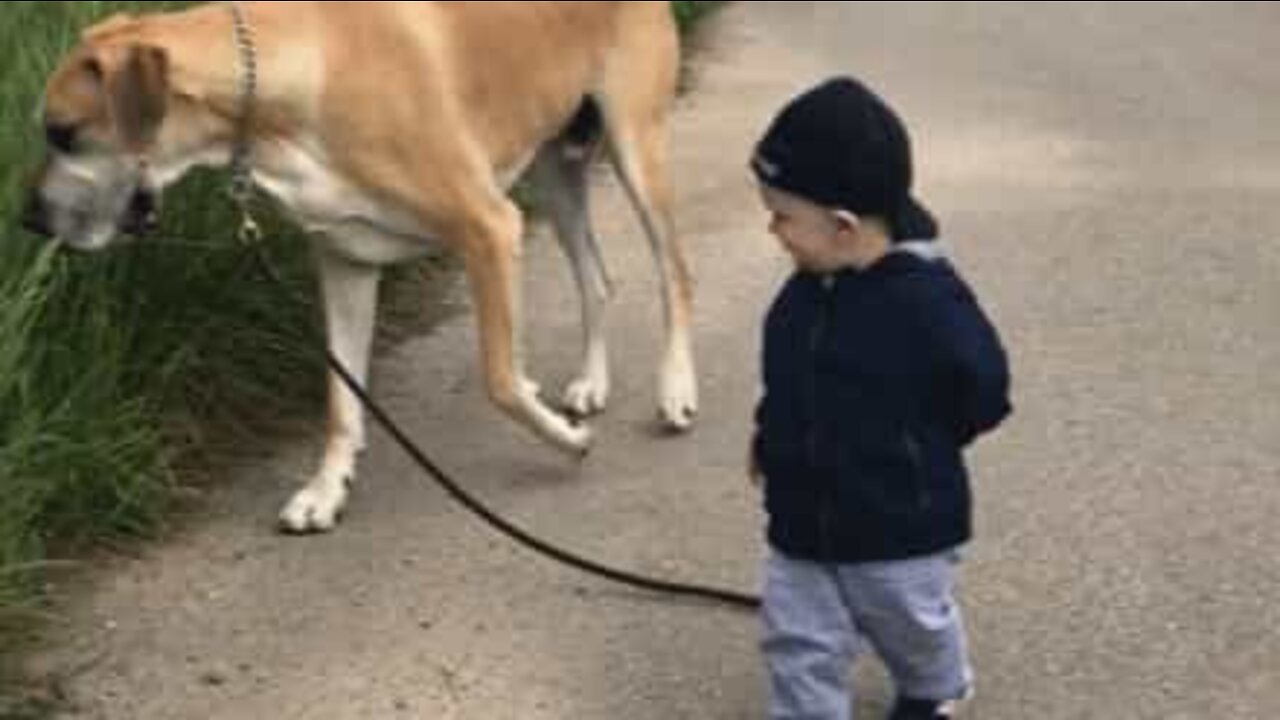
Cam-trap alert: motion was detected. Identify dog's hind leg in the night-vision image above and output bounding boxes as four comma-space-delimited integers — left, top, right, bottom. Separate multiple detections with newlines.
528, 133, 614, 419
458, 188, 593, 455
591, 3, 696, 431
599, 104, 698, 432
280, 248, 382, 533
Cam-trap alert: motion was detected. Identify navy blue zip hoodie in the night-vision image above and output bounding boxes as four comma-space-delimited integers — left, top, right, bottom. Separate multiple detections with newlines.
753, 248, 1011, 563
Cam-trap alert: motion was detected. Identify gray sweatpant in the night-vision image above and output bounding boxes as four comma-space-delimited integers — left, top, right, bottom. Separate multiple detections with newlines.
761, 549, 973, 720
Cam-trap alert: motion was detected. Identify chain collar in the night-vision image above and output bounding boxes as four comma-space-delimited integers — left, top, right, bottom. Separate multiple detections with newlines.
226, 1, 261, 242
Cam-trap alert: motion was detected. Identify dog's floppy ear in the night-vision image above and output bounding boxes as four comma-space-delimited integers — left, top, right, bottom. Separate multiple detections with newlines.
106, 44, 170, 152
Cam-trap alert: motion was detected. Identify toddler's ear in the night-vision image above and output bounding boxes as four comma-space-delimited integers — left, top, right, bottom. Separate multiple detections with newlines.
832, 209, 861, 234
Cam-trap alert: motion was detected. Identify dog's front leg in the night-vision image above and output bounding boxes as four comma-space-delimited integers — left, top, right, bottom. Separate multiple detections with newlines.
280, 247, 382, 533
462, 198, 593, 456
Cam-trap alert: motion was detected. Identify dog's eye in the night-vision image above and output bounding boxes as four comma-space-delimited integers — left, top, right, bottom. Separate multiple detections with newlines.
45, 122, 78, 154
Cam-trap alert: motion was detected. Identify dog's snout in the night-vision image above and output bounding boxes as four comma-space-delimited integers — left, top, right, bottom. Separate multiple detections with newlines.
20, 192, 52, 238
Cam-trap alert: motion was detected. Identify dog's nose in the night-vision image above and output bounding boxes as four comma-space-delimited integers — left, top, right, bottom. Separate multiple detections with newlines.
20, 192, 52, 238
121, 189, 158, 237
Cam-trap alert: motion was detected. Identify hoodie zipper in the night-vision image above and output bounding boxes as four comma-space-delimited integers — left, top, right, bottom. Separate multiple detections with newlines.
810, 275, 837, 558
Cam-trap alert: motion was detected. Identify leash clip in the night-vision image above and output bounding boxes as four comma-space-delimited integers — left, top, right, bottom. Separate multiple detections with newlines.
228, 174, 262, 245
237, 210, 263, 245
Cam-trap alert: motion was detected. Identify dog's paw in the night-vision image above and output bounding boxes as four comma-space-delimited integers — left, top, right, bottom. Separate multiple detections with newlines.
658, 370, 698, 433
520, 377, 594, 457
659, 398, 697, 433
278, 480, 350, 534
562, 377, 609, 419
555, 416, 594, 458
537, 409, 593, 458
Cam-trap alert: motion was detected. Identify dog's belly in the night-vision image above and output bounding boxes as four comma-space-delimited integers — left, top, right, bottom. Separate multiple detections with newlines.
256, 141, 443, 265
308, 218, 440, 265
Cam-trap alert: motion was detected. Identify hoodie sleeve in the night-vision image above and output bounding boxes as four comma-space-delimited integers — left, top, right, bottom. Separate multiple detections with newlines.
933, 280, 1012, 446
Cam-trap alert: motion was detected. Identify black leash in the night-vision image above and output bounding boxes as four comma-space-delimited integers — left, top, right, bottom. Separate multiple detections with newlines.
241, 238, 761, 613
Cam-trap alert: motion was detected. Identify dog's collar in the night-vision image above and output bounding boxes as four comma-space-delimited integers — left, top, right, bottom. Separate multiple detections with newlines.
226, 1, 257, 204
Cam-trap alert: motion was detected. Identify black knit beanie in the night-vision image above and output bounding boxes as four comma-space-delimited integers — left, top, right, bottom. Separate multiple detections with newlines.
751, 76, 938, 242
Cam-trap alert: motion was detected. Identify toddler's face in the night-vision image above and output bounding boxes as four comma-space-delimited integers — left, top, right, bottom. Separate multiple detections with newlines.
759, 186, 850, 272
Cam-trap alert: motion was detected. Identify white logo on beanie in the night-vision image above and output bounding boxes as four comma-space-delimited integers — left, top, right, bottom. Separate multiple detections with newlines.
752, 154, 779, 180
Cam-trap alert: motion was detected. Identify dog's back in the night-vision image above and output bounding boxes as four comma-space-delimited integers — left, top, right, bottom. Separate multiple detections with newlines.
302, 1, 679, 176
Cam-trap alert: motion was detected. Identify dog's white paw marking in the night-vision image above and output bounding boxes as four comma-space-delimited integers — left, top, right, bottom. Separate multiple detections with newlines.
518, 377, 594, 457
552, 413, 594, 457
563, 375, 609, 418
659, 368, 698, 432
279, 479, 351, 534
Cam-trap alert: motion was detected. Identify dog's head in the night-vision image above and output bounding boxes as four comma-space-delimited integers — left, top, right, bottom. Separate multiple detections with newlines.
21, 15, 182, 250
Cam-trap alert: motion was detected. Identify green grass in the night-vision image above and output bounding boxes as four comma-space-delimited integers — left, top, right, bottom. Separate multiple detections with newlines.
0, 0, 724, 705
672, 0, 722, 31
0, 0, 324, 662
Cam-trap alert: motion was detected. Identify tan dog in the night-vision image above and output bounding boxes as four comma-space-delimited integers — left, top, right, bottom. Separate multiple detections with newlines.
22, 1, 698, 533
